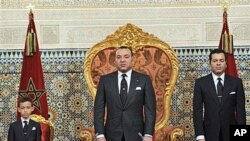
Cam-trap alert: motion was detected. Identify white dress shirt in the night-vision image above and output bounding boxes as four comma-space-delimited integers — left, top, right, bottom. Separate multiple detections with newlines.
118, 69, 132, 93
21, 117, 30, 128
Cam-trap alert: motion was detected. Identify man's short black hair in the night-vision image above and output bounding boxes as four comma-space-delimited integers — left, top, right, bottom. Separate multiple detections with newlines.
117, 46, 133, 56
209, 49, 227, 62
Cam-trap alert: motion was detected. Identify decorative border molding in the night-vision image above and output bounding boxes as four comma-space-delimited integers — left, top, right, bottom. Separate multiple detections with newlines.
1, 46, 249, 58
1, 0, 250, 9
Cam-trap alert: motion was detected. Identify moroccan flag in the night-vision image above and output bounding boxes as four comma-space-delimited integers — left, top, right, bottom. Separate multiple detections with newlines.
17, 10, 49, 119
218, 8, 238, 77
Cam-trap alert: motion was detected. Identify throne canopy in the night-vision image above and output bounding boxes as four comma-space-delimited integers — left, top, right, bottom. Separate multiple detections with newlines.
83, 23, 183, 141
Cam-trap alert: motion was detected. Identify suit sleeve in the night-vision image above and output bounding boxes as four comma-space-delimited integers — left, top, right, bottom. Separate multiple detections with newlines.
8, 123, 14, 141
94, 76, 106, 135
236, 78, 246, 124
144, 75, 156, 135
193, 79, 205, 136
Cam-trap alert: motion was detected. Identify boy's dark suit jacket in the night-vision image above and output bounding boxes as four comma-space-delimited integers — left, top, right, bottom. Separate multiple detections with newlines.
8, 119, 42, 141
94, 70, 156, 141
193, 73, 246, 141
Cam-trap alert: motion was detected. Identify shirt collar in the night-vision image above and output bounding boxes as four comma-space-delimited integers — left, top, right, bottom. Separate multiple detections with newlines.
212, 72, 225, 82
118, 69, 132, 78
21, 117, 30, 123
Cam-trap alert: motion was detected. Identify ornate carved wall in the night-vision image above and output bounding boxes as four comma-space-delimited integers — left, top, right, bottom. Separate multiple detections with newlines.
1, 0, 250, 8
1, 1, 250, 49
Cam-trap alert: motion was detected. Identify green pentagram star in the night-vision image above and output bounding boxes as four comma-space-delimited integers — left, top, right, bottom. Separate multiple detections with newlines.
18, 78, 45, 111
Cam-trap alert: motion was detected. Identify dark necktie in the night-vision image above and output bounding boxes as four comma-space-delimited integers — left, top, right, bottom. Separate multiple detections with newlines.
217, 77, 223, 102
23, 121, 28, 136
120, 74, 128, 105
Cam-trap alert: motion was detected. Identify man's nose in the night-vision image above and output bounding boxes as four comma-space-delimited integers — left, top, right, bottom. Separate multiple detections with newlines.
120, 57, 125, 61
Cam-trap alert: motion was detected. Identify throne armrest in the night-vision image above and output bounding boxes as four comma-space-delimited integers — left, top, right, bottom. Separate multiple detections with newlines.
30, 114, 54, 141
154, 126, 184, 141
79, 127, 95, 141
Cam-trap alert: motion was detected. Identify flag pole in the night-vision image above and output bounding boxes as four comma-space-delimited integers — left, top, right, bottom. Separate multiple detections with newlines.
218, 0, 238, 77
18, 3, 49, 120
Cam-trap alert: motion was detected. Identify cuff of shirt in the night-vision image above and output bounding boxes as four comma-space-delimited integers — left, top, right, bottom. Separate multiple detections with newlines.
144, 134, 152, 138
96, 134, 105, 138
196, 135, 205, 140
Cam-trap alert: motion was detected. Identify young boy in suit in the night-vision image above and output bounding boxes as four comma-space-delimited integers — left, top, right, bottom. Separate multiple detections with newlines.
8, 96, 41, 141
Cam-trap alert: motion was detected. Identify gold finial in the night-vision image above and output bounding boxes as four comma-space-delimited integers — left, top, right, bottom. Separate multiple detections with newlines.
221, 0, 232, 11
26, 3, 35, 12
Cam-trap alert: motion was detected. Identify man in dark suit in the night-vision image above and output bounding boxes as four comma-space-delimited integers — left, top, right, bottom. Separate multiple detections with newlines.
94, 46, 156, 141
193, 49, 246, 141
8, 96, 41, 141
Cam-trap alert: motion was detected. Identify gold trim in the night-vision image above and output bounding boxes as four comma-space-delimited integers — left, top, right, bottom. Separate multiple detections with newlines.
170, 127, 184, 141
30, 114, 54, 141
79, 128, 94, 141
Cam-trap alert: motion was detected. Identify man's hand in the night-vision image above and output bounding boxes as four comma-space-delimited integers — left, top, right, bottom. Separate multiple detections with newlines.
96, 137, 106, 141
143, 136, 153, 141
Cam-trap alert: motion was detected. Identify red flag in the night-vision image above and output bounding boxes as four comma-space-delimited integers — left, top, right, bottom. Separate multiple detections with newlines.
218, 8, 238, 77
17, 10, 48, 119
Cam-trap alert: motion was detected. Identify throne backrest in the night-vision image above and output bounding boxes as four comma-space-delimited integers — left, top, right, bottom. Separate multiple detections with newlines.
84, 23, 179, 131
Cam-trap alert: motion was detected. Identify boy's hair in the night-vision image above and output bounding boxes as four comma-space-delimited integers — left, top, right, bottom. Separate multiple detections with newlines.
18, 96, 33, 107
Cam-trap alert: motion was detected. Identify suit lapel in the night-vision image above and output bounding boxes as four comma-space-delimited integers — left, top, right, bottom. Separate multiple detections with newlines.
221, 75, 231, 104
110, 71, 123, 108
125, 71, 139, 107
17, 120, 26, 140
207, 74, 220, 105
128, 71, 139, 95
25, 120, 34, 139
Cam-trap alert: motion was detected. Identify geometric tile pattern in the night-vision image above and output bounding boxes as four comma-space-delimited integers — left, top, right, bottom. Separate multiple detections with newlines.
0, 46, 249, 141
171, 46, 250, 141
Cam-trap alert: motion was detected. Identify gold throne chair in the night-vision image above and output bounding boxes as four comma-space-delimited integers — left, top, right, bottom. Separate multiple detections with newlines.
81, 23, 183, 141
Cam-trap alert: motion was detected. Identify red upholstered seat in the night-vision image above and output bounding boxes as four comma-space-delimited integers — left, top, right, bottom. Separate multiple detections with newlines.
40, 123, 50, 141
